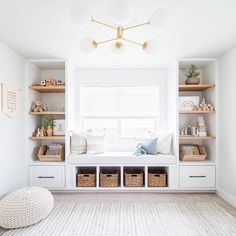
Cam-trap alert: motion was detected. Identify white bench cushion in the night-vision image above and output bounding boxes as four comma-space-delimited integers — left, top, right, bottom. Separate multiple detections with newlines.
67, 152, 176, 165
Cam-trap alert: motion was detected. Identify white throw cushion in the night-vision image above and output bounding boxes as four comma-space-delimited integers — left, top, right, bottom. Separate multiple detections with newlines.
157, 133, 173, 154
86, 134, 105, 154
0, 187, 54, 229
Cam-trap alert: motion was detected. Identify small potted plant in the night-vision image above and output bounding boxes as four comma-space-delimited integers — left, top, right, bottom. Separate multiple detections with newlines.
185, 64, 200, 85
41, 115, 54, 136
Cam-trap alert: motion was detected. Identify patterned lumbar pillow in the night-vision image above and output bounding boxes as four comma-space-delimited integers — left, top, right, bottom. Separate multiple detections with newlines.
86, 134, 106, 154
156, 133, 173, 154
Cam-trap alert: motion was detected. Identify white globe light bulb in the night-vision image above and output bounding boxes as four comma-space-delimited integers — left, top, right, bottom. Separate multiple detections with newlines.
143, 40, 158, 54
111, 41, 125, 54
150, 8, 168, 29
80, 38, 96, 53
70, 4, 91, 26
109, 0, 134, 25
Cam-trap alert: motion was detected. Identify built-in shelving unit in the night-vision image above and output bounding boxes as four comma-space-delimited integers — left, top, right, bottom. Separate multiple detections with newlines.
178, 59, 217, 190
26, 60, 67, 190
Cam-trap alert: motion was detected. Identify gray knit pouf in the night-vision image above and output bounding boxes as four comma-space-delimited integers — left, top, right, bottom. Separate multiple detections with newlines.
0, 187, 54, 229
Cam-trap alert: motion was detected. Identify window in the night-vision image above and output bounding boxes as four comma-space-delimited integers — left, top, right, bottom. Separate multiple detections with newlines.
80, 87, 159, 138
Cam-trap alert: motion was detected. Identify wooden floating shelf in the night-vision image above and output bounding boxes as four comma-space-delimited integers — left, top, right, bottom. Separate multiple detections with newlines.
179, 110, 215, 114
29, 136, 65, 140
29, 111, 65, 115
179, 84, 215, 91
29, 85, 65, 93
179, 135, 216, 140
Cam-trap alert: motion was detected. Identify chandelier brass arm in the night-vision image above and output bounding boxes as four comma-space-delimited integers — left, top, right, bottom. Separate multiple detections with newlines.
90, 17, 151, 49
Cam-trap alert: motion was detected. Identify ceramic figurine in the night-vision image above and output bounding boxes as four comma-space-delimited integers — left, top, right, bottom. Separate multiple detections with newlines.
197, 116, 207, 136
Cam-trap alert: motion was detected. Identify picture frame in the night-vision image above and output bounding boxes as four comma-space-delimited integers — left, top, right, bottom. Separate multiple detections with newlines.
53, 119, 65, 136
179, 96, 199, 111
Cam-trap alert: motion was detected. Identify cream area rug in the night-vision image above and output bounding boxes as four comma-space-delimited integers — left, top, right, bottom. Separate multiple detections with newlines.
3, 201, 236, 236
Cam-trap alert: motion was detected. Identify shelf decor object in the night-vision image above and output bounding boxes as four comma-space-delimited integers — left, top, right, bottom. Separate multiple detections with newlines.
77, 169, 96, 187
148, 169, 167, 187
70, 3, 168, 52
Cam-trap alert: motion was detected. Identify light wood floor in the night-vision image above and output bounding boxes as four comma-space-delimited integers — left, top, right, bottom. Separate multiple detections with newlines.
1, 193, 236, 235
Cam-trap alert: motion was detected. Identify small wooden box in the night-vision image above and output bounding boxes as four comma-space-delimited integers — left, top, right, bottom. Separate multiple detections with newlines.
38, 145, 64, 162
124, 168, 144, 187
148, 169, 167, 187
77, 170, 96, 187
180, 145, 207, 161
100, 170, 119, 187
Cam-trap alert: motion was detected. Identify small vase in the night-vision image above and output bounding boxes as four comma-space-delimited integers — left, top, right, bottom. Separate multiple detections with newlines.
47, 126, 53, 137
185, 76, 200, 85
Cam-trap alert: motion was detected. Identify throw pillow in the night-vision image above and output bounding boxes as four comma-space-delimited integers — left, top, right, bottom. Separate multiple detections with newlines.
134, 138, 158, 155
157, 133, 173, 154
86, 134, 106, 154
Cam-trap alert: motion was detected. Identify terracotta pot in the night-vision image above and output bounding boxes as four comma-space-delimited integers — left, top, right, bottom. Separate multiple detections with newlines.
47, 126, 53, 137
185, 76, 200, 85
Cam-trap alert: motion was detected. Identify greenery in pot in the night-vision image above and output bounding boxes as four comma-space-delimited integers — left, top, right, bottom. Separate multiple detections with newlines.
41, 115, 54, 136
41, 115, 54, 128
185, 64, 200, 85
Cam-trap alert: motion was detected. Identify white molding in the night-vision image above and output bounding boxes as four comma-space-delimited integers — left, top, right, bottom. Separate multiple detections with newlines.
217, 188, 236, 208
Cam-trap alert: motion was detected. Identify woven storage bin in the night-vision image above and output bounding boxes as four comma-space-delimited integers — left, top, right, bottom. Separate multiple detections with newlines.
180, 145, 207, 161
77, 169, 96, 187
124, 169, 144, 187
100, 170, 119, 187
71, 134, 87, 154
38, 145, 64, 162
148, 169, 167, 187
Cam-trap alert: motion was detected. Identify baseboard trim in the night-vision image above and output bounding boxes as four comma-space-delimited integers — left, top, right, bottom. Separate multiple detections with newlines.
217, 188, 236, 208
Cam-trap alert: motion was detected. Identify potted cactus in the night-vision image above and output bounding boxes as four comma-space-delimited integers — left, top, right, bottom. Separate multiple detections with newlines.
185, 64, 200, 85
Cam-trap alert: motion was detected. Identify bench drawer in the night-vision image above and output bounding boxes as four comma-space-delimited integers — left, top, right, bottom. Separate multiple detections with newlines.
180, 166, 215, 188
29, 166, 65, 188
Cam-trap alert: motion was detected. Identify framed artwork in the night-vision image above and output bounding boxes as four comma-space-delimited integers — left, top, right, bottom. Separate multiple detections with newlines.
2, 84, 20, 118
179, 96, 199, 111
53, 119, 65, 136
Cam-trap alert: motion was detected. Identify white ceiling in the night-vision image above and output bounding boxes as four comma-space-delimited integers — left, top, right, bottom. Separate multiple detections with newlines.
0, 0, 236, 67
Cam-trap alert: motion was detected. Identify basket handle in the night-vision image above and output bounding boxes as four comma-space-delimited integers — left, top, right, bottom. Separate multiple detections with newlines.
154, 174, 161, 177
83, 174, 90, 177
131, 174, 137, 177
106, 174, 112, 177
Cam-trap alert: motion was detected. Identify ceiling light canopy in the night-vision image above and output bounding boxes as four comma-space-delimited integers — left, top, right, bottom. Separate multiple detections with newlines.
70, 3, 168, 53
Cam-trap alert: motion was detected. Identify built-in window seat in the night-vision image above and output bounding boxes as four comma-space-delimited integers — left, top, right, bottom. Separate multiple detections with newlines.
67, 152, 176, 165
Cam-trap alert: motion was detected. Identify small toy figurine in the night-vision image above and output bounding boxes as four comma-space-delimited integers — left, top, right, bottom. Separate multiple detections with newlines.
31, 101, 47, 112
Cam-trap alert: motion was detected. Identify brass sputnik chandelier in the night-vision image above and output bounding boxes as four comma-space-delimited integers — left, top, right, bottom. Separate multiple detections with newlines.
69, 1, 168, 53
90, 16, 150, 50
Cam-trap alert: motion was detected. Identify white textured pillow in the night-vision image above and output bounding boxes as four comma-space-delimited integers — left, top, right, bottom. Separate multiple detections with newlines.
86, 134, 105, 154
157, 133, 173, 154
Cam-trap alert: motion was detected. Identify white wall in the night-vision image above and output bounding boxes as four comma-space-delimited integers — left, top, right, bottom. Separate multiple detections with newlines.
0, 42, 26, 196
218, 45, 236, 206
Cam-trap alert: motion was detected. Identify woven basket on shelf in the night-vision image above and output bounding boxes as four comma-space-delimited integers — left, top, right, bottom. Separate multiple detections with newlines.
100, 170, 119, 187
71, 134, 87, 154
77, 169, 96, 187
124, 169, 144, 187
148, 169, 167, 187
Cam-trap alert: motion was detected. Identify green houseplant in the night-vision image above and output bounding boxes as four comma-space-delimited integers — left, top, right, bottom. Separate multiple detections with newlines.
185, 64, 200, 85
41, 115, 54, 136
